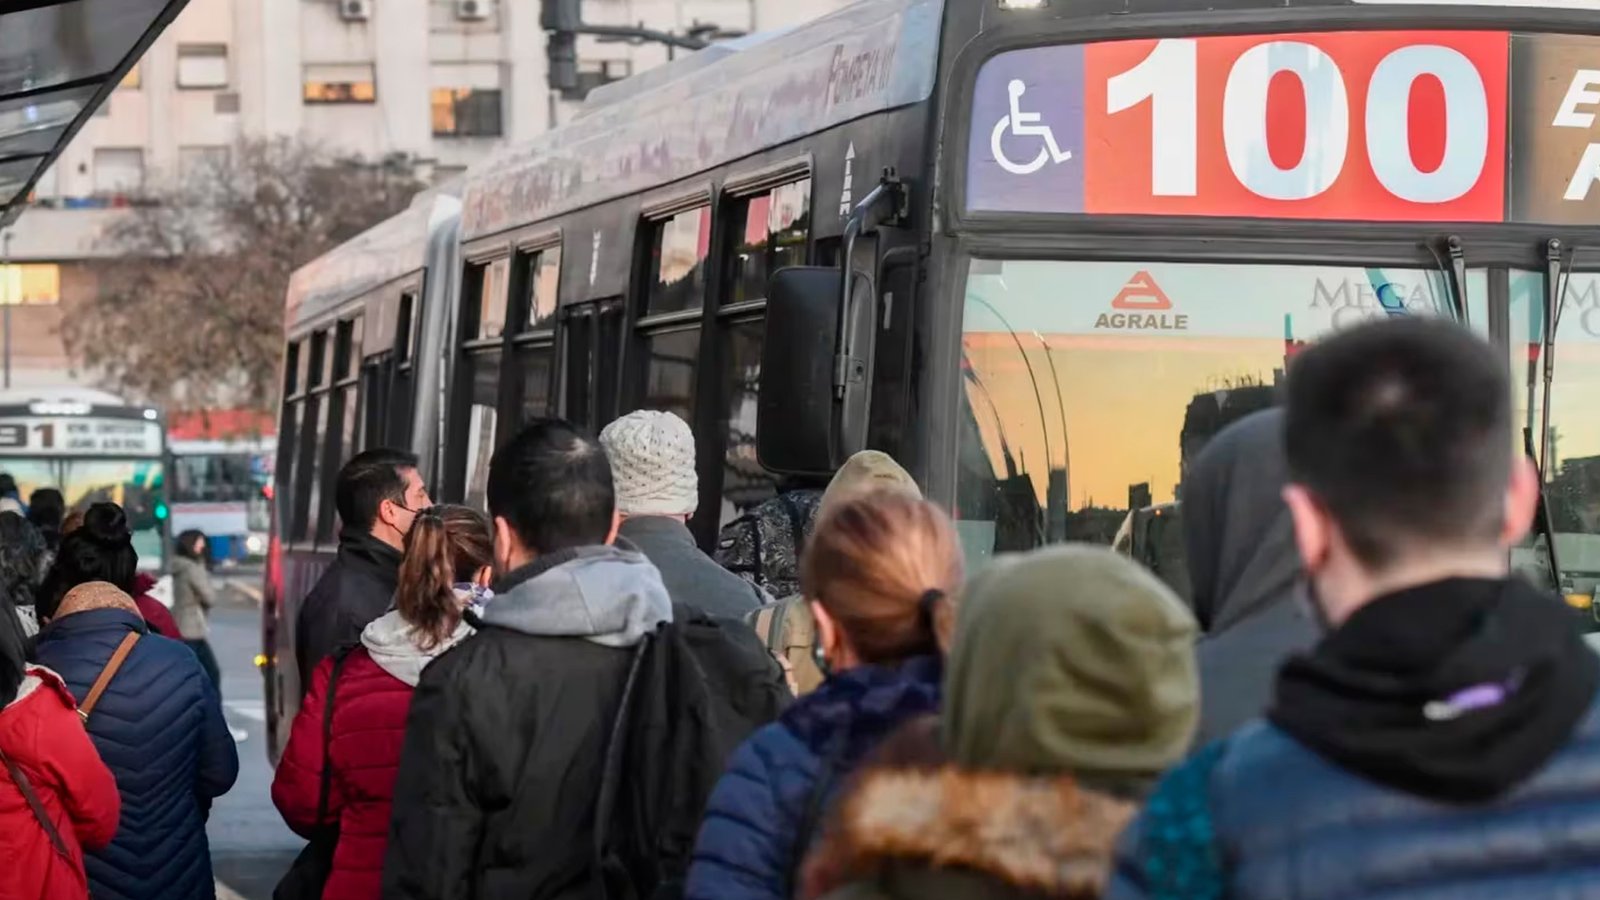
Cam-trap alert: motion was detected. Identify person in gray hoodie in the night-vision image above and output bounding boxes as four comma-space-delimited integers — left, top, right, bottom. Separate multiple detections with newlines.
1183, 407, 1317, 747
384, 418, 672, 900
600, 410, 769, 620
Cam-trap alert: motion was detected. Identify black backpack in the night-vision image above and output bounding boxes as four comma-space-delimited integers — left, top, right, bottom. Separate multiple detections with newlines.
595, 604, 791, 900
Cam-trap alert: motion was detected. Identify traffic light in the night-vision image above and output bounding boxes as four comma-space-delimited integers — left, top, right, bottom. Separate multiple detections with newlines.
154, 501, 169, 521
547, 30, 579, 95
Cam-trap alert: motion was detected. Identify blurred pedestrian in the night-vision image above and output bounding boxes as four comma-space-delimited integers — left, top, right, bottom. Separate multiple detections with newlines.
0, 473, 25, 515
43, 504, 180, 642
1111, 318, 1600, 899
801, 546, 1198, 900
296, 448, 431, 696
601, 410, 768, 619
27, 487, 65, 552
1183, 408, 1316, 746
32, 503, 238, 900
171, 529, 222, 688
0, 512, 49, 638
0, 583, 121, 900
686, 491, 963, 900
384, 420, 672, 900
274, 504, 490, 900
748, 451, 923, 696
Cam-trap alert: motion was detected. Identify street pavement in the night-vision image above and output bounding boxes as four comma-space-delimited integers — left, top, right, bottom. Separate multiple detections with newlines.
207, 576, 301, 899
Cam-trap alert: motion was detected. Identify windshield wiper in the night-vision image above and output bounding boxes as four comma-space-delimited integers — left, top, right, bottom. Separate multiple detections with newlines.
1530, 238, 1573, 596
1427, 235, 1470, 324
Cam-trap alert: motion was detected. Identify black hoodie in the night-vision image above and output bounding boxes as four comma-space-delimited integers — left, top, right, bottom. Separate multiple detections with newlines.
1183, 408, 1317, 746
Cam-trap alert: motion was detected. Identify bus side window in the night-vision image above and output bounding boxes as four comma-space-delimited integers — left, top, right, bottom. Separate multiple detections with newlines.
316, 317, 361, 544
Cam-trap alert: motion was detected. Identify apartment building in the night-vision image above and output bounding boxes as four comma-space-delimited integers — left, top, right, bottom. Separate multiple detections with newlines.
2, 0, 851, 388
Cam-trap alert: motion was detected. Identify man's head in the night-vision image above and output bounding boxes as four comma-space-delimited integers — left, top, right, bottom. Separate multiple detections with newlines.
487, 418, 618, 573
1281, 318, 1537, 625
598, 410, 698, 520
335, 448, 428, 551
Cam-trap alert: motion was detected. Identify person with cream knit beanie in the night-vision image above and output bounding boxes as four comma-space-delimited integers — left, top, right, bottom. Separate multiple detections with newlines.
601, 410, 768, 620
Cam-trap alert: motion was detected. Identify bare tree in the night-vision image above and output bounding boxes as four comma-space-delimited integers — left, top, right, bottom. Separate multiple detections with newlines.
62, 137, 423, 414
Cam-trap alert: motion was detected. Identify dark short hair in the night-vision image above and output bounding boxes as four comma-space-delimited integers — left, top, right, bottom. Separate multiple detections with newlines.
335, 448, 419, 533
1284, 317, 1512, 568
487, 419, 614, 555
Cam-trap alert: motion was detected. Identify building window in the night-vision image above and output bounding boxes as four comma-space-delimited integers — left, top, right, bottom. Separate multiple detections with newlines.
645, 206, 710, 315
119, 64, 141, 90
93, 148, 144, 195
303, 63, 377, 104
176, 44, 229, 89
726, 178, 811, 306
0, 264, 61, 306
431, 88, 502, 137
179, 146, 228, 179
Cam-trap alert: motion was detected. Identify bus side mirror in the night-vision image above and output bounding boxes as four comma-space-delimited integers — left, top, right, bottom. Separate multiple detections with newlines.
758, 266, 861, 475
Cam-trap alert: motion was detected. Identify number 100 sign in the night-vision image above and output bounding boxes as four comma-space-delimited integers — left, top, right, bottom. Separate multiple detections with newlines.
967, 31, 1510, 220
1089, 31, 1508, 219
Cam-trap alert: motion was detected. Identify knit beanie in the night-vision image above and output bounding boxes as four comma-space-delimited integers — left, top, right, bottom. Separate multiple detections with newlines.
943, 545, 1199, 785
600, 410, 699, 517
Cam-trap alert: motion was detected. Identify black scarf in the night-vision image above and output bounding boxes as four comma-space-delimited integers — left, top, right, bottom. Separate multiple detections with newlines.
1269, 577, 1599, 803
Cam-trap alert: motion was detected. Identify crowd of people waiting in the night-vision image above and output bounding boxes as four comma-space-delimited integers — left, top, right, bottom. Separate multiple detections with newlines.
2, 314, 1597, 900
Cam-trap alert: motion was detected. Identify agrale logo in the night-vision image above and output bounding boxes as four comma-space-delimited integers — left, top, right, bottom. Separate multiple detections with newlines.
1094, 271, 1189, 331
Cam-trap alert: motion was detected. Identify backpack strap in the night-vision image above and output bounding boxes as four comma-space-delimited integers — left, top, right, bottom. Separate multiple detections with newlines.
0, 745, 71, 860
593, 631, 652, 900
313, 648, 355, 827
78, 631, 140, 723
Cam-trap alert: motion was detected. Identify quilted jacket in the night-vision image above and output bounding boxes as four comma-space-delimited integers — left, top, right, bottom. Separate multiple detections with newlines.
684, 656, 942, 900
273, 608, 473, 900
32, 607, 238, 900
0, 666, 121, 900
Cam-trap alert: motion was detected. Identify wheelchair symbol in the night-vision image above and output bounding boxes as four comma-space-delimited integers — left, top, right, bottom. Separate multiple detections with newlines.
990, 79, 1073, 176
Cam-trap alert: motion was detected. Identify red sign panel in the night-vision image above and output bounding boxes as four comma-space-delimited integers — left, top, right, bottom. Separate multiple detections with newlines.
1082, 31, 1509, 220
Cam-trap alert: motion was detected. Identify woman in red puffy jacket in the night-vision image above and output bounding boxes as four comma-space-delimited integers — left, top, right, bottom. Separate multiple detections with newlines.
272, 505, 492, 900
0, 594, 120, 900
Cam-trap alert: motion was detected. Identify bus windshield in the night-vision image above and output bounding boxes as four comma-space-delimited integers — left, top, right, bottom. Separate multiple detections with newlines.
0, 458, 167, 569
954, 259, 1497, 594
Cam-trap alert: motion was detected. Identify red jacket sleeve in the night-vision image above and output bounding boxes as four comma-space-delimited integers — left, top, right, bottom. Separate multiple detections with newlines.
134, 595, 182, 641
272, 655, 336, 838
41, 705, 121, 850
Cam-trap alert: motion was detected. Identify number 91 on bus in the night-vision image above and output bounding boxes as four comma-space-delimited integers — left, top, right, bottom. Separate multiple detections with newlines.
967, 30, 1600, 224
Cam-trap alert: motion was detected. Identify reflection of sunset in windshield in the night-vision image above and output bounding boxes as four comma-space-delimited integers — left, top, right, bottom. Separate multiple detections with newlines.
959, 259, 1462, 514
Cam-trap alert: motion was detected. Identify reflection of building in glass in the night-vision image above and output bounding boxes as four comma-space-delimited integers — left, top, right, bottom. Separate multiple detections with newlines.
1551, 455, 1600, 535
1178, 381, 1279, 484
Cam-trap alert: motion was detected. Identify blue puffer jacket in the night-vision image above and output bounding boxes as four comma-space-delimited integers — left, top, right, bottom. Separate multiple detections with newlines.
1109, 690, 1600, 900
33, 606, 239, 900
685, 656, 942, 900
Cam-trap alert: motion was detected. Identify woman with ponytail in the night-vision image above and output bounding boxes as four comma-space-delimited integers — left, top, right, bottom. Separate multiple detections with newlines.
686, 490, 964, 900
272, 504, 491, 900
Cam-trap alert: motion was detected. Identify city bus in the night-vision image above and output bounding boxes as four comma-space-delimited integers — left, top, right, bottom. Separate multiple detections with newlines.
264, 0, 1600, 757
0, 388, 168, 570
168, 436, 274, 563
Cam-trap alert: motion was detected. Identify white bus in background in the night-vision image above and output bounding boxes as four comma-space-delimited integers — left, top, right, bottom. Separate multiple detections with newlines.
0, 388, 168, 571
168, 436, 274, 564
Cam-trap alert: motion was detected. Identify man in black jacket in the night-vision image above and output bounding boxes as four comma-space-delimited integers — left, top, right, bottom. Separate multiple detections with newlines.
384, 419, 673, 900
293, 447, 430, 695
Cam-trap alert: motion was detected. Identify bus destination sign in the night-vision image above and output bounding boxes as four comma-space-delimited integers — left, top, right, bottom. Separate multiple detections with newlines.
0, 416, 162, 456
967, 31, 1600, 223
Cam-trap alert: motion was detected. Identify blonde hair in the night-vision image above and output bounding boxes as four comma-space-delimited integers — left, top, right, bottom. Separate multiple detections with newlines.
801, 491, 963, 664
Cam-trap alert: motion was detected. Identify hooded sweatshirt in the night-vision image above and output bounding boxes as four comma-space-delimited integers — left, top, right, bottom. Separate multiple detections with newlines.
383, 544, 673, 900
1182, 409, 1316, 745
360, 602, 474, 687
801, 546, 1200, 900
477, 544, 672, 646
